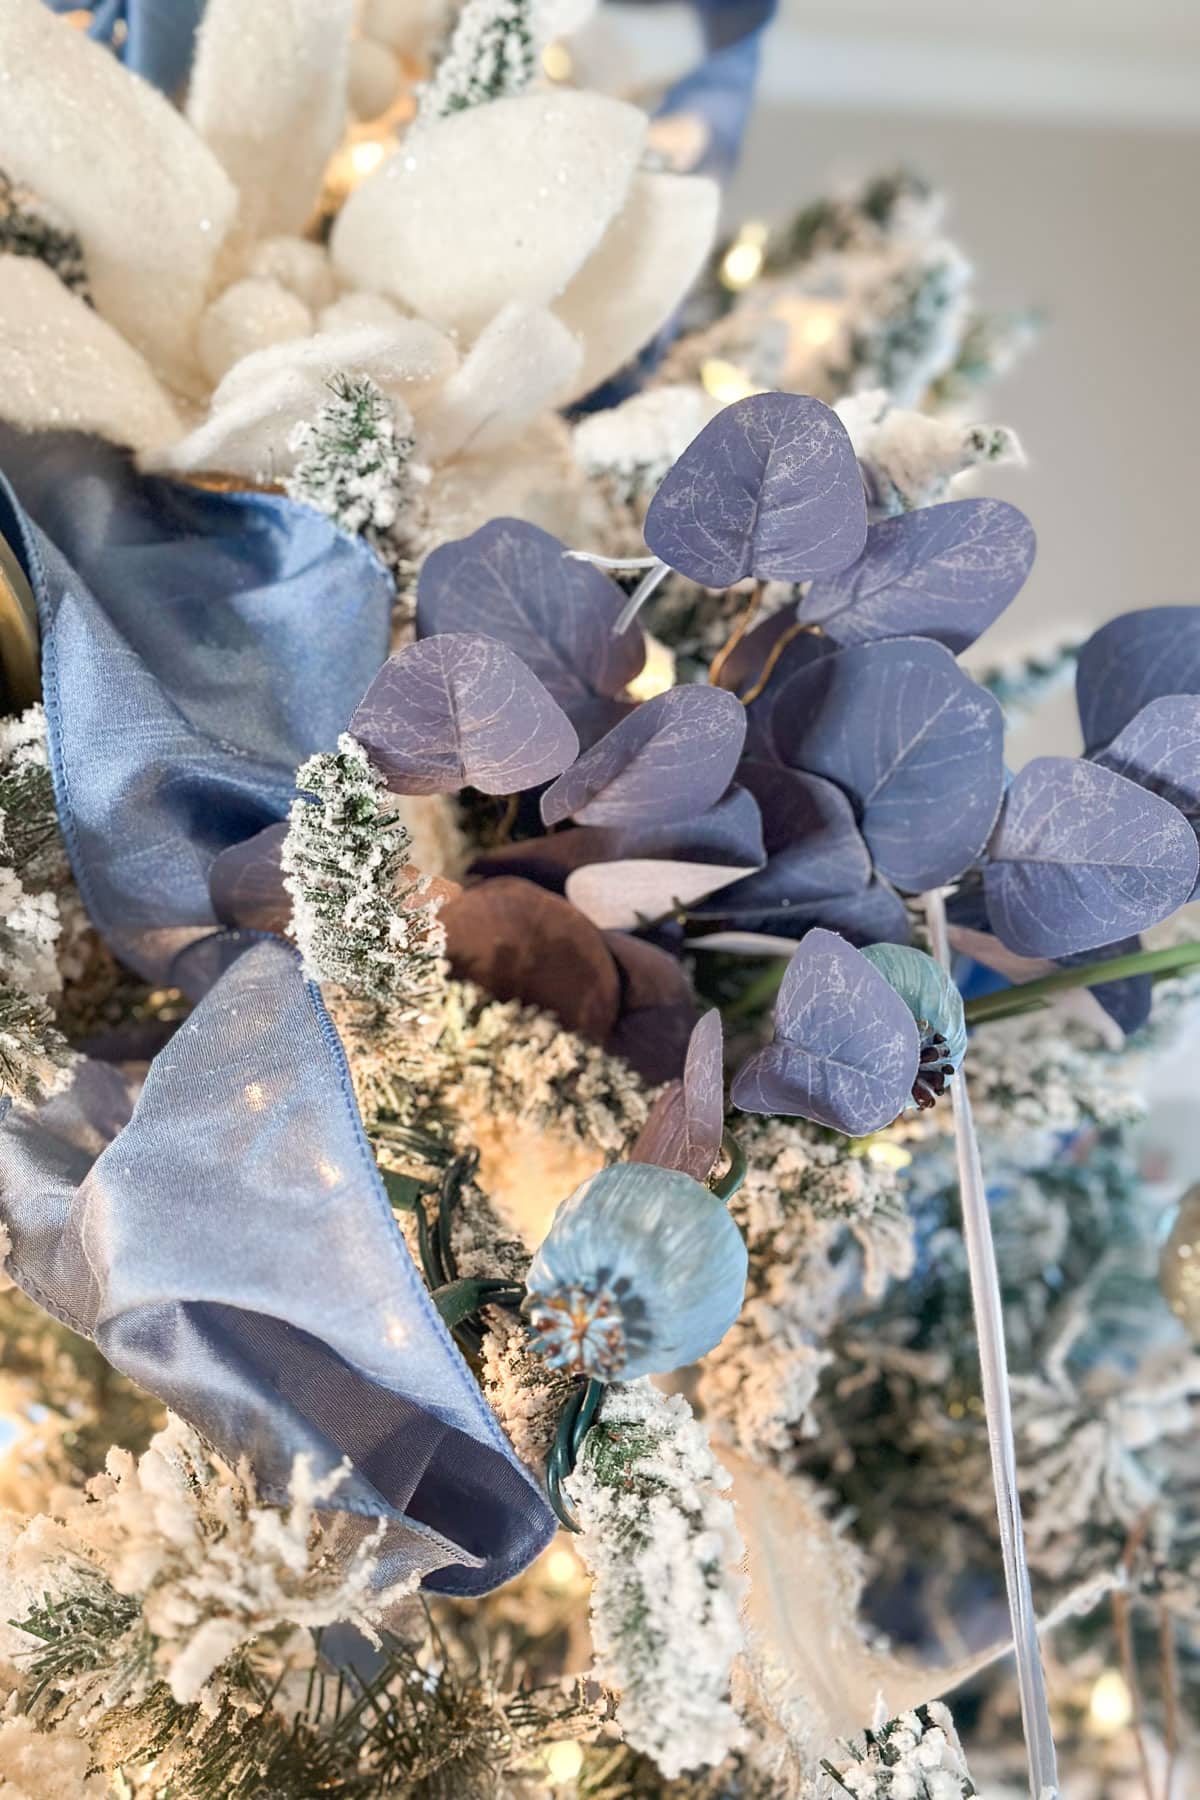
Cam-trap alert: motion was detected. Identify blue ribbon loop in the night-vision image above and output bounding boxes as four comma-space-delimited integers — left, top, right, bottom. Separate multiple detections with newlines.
0, 429, 391, 986
0, 432, 557, 1593
0, 940, 555, 1595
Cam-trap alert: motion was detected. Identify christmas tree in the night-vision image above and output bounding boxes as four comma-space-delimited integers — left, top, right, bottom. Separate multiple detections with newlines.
0, 4, 1195, 1797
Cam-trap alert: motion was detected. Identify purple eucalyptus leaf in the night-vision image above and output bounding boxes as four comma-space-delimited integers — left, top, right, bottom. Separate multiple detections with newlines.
694, 878, 911, 946
469, 785, 765, 898
209, 822, 290, 933
730, 927, 919, 1134
604, 931, 697, 1082
644, 392, 867, 588
606, 783, 766, 868
735, 763, 871, 900
1076, 605, 1200, 755
1059, 936, 1153, 1038
350, 633, 578, 796
1096, 696, 1200, 897
799, 498, 1036, 654
565, 858, 758, 931
772, 638, 1005, 892
983, 756, 1199, 957
540, 685, 746, 829
416, 519, 645, 744
469, 786, 766, 896
630, 1008, 724, 1181
441, 877, 620, 1041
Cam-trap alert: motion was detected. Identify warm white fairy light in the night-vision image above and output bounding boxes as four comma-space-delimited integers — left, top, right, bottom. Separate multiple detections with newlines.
625, 634, 676, 701
541, 42, 572, 82
544, 1545, 582, 1588
351, 139, 387, 178
720, 220, 768, 291
700, 358, 760, 405
544, 1739, 584, 1784
1088, 1668, 1133, 1736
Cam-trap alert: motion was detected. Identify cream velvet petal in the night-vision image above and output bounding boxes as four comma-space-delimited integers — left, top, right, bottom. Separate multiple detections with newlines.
0, 258, 182, 455
555, 170, 720, 403
211, 325, 457, 407
157, 325, 457, 479
0, 0, 236, 393
330, 92, 645, 339
188, 0, 355, 248
416, 304, 583, 462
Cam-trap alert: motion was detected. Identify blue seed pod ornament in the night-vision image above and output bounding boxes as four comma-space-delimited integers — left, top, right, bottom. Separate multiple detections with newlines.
860, 941, 968, 1111
525, 1163, 748, 1381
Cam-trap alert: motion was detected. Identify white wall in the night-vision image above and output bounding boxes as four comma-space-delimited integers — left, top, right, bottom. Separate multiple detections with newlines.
725, 102, 1200, 755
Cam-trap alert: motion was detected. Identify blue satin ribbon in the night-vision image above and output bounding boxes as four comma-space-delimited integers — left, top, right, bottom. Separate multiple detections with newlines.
0, 939, 555, 1595
652, 0, 776, 180
42, 0, 204, 93
0, 429, 391, 987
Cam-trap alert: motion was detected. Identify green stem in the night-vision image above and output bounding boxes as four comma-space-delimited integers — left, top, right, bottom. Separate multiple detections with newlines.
722, 955, 789, 1020
963, 939, 1200, 1026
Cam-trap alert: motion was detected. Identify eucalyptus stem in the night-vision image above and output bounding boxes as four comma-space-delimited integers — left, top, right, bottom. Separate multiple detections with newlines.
963, 939, 1200, 1026
721, 955, 789, 1019
925, 888, 1059, 1800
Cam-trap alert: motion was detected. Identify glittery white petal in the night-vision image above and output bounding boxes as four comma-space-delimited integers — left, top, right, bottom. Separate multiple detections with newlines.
156, 325, 456, 479
0, 0, 237, 391
188, 0, 355, 248
330, 91, 645, 339
417, 303, 582, 462
0, 257, 183, 455
555, 170, 719, 401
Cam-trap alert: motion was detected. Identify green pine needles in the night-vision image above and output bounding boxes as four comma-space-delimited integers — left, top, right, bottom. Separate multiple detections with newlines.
0, 169, 88, 299
282, 735, 445, 1006
287, 373, 415, 543
421, 0, 541, 119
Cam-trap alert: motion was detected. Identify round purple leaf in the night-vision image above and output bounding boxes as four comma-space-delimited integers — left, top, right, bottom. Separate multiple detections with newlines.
731, 928, 919, 1135
772, 638, 1005, 893
540, 684, 746, 829
350, 633, 578, 796
644, 392, 867, 588
1076, 605, 1200, 755
440, 877, 621, 1041
630, 1007, 725, 1182
209, 821, 290, 933
416, 518, 646, 743
799, 498, 1036, 654
983, 755, 1200, 957
1096, 695, 1200, 898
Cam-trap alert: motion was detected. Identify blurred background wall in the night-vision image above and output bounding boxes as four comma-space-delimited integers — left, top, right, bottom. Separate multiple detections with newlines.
722, 0, 1200, 754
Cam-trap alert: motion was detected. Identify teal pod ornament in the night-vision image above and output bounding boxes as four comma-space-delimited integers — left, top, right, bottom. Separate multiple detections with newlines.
525, 1162, 748, 1382
861, 941, 968, 1111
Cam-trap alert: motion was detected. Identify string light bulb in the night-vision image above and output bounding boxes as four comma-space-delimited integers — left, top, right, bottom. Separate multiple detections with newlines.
542, 42, 573, 82
1087, 1669, 1133, 1736
626, 634, 676, 701
544, 1739, 584, 1785
544, 1546, 582, 1588
700, 359, 760, 406
720, 220, 769, 291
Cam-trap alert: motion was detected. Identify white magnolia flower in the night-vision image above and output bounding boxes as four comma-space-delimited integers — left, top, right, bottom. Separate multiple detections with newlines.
0, 0, 717, 514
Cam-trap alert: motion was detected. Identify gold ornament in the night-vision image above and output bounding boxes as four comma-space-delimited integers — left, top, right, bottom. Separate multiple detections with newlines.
0, 527, 39, 708
1160, 1182, 1200, 1337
